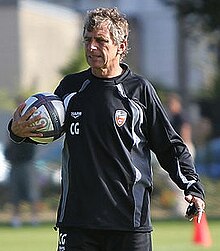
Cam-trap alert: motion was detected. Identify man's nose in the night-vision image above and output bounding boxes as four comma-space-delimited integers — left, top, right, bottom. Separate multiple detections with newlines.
90, 44, 97, 50
88, 39, 98, 50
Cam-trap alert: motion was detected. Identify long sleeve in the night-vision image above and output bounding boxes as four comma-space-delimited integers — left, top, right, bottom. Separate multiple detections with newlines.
145, 85, 205, 200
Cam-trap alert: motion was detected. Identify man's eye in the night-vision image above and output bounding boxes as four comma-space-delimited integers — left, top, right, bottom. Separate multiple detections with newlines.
96, 38, 109, 43
83, 37, 91, 43
83, 37, 109, 44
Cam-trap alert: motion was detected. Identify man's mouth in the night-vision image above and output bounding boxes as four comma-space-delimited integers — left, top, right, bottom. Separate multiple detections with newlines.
88, 55, 101, 59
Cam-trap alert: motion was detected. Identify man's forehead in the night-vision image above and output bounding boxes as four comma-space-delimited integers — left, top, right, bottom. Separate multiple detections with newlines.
84, 28, 111, 38
84, 22, 111, 36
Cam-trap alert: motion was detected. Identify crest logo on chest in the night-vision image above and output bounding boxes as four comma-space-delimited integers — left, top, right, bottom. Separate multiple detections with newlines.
115, 110, 127, 127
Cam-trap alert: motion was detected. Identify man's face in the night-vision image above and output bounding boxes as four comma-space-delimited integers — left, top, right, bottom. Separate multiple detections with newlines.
83, 24, 120, 71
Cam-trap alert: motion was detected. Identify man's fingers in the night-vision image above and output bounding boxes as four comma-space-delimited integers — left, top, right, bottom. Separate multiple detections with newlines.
197, 208, 204, 224
13, 103, 26, 120
17, 102, 26, 112
197, 211, 203, 224
13, 103, 37, 122
21, 106, 37, 121
11, 104, 46, 138
185, 195, 205, 224
28, 131, 44, 138
185, 195, 193, 203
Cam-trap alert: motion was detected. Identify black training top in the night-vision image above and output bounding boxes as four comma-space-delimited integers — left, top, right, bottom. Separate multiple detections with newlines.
53, 63, 204, 232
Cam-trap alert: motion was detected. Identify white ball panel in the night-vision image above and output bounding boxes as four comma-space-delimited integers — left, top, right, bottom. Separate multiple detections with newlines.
22, 96, 39, 114
51, 100, 65, 125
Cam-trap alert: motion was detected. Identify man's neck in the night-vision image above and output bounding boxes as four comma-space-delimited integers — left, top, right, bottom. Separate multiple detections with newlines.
91, 65, 123, 78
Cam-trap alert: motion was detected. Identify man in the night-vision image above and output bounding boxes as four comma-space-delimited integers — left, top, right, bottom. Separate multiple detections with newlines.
9, 7, 205, 251
5, 96, 40, 227
167, 93, 195, 157
4, 140, 39, 227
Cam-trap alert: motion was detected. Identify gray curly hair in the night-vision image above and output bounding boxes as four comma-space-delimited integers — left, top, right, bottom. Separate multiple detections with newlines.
83, 7, 129, 61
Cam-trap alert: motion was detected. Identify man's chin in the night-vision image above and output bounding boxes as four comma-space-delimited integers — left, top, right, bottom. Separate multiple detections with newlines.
88, 61, 103, 67
89, 63, 105, 70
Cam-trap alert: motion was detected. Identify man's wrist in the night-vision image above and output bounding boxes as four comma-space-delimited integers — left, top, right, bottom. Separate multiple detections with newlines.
8, 119, 26, 143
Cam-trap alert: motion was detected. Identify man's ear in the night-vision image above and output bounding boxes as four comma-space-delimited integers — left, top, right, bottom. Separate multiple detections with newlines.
117, 40, 127, 55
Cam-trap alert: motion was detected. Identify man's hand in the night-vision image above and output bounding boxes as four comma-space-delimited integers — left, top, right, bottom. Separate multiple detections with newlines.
11, 102, 45, 138
185, 194, 205, 223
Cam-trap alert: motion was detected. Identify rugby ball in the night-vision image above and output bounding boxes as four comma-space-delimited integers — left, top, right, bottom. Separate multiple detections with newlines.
21, 92, 65, 144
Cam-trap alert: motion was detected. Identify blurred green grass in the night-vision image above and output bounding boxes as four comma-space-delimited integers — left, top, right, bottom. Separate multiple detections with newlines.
0, 224, 57, 251
0, 219, 219, 251
152, 219, 219, 251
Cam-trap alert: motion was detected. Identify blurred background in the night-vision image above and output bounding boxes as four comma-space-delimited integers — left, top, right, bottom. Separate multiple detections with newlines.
0, 0, 220, 229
